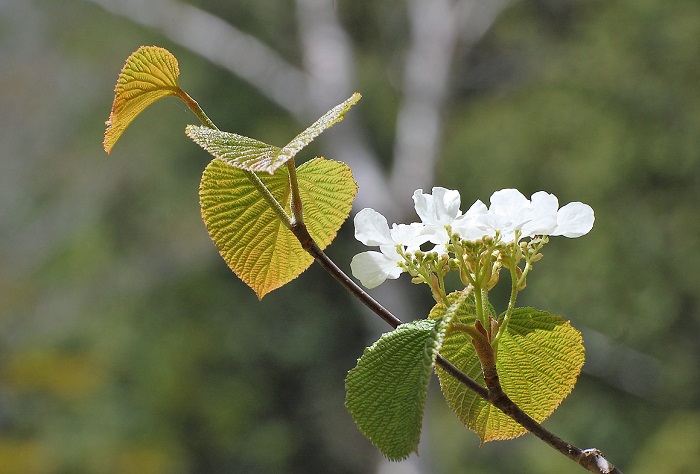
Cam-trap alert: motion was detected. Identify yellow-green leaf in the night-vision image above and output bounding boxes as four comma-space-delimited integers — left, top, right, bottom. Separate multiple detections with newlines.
186, 93, 361, 174
185, 127, 282, 173
437, 301, 585, 443
276, 93, 361, 171
104, 46, 182, 154
199, 157, 357, 298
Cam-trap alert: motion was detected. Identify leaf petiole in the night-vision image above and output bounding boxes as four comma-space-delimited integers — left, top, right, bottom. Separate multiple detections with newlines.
179, 87, 295, 230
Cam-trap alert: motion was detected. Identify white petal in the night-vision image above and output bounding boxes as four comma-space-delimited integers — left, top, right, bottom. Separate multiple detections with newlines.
350, 251, 403, 288
452, 219, 492, 241
413, 187, 461, 225
422, 224, 451, 245
521, 192, 558, 237
475, 213, 511, 233
431, 187, 462, 221
552, 202, 595, 237
488, 189, 530, 220
389, 222, 429, 248
464, 199, 488, 218
354, 208, 393, 246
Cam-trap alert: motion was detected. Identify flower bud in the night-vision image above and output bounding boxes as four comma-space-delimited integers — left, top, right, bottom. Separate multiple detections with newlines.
485, 266, 500, 290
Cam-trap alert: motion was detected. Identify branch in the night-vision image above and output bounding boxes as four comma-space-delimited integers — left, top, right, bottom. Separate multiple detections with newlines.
87, 0, 399, 214
293, 223, 621, 473
482, 364, 622, 474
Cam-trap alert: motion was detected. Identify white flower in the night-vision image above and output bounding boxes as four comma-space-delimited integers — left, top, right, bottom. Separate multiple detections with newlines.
350, 208, 428, 288
454, 189, 594, 243
451, 199, 489, 241
550, 201, 595, 237
412, 187, 462, 245
350, 188, 595, 288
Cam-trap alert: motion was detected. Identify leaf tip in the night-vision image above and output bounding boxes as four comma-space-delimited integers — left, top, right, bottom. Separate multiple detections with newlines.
103, 45, 182, 155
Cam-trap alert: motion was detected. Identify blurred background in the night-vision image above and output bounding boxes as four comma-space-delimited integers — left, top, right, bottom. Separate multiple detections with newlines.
1, 0, 699, 472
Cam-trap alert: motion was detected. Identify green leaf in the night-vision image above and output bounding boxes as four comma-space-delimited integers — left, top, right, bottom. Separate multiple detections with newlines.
437, 305, 585, 443
345, 319, 449, 461
186, 93, 361, 174
104, 46, 182, 154
199, 157, 356, 298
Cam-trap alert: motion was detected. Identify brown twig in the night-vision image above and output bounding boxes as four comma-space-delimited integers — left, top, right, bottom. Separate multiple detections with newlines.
294, 223, 622, 473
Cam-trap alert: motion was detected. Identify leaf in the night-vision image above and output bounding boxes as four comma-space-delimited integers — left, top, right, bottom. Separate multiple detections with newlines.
437, 304, 585, 443
186, 93, 361, 174
104, 46, 182, 154
186, 127, 282, 173
199, 157, 356, 298
345, 319, 449, 461
277, 93, 361, 170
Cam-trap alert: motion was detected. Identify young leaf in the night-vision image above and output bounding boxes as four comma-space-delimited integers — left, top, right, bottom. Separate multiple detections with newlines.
277, 93, 361, 170
345, 319, 449, 461
186, 93, 361, 174
185, 127, 282, 173
437, 306, 585, 443
199, 157, 356, 298
104, 46, 182, 154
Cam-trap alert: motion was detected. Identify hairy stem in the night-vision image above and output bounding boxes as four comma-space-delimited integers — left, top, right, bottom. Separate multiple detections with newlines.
286, 160, 304, 225
180, 88, 295, 229
481, 363, 622, 473
494, 264, 520, 346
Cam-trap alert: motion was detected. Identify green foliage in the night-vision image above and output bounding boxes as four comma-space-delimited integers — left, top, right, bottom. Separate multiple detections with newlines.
103, 44, 592, 462
437, 303, 585, 443
200, 157, 356, 298
345, 319, 449, 461
104, 47, 359, 299
6, 1, 700, 472
186, 93, 361, 174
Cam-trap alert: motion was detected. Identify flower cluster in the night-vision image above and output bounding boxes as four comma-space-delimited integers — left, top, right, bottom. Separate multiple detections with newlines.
350, 187, 594, 289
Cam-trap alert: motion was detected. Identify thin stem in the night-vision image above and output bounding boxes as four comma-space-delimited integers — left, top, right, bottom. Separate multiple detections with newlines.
494, 264, 520, 346
286, 160, 304, 225
473, 284, 486, 328
176, 88, 218, 130
481, 364, 622, 473
304, 241, 402, 328
246, 169, 294, 229
178, 87, 294, 229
